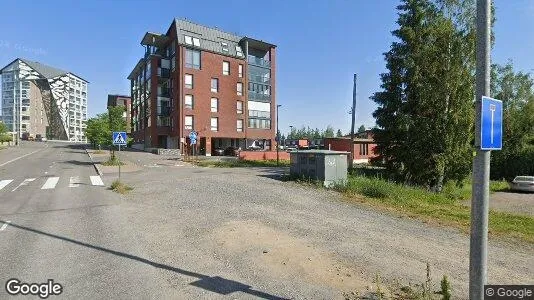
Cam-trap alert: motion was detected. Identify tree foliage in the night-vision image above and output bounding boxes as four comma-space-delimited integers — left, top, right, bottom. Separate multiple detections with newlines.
371, 0, 476, 190
286, 125, 341, 140
358, 125, 366, 133
490, 62, 534, 180
86, 113, 110, 149
0, 121, 8, 135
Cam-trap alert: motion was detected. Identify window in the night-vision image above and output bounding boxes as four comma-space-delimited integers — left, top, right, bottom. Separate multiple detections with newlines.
360, 144, 369, 156
223, 61, 230, 75
185, 49, 200, 69
185, 95, 193, 109
237, 101, 243, 114
184, 35, 192, 45
211, 98, 218, 112
237, 82, 243, 96
211, 117, 218, 131
221, 42, 229, 52
237, 119, 243, 132
185, 74, 193, 89
185, 116, 193, 130
193, 37, 200, 47
211, 78, 218, 93
238, 64, 243, 78
22, 116, 30, 121
236, 45, 243, 57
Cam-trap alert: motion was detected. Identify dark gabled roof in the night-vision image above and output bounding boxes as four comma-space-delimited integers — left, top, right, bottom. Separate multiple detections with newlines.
0, 58, 89, 82
174, 18, 244, 58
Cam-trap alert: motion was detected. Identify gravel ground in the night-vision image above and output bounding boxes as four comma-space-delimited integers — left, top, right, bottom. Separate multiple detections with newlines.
111, 154, 534, 299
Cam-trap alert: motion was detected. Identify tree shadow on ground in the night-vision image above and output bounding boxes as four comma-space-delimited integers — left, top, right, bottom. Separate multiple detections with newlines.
0, 220, 288, 300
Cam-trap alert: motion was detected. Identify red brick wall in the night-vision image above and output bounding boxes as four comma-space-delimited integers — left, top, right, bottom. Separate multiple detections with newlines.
323, 138, 378, 162
239, 151, 289, 161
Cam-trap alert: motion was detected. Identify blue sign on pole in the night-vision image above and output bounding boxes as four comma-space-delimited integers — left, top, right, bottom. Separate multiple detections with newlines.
480, 96, 503, 150
112, 132, 127, 146
189, 131, 197, 145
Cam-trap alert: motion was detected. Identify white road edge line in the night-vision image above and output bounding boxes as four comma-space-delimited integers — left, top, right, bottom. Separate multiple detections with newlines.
69, 176, 80, 188
0, 221, 11, 231
0, 180, 14, 191
90, 176, 104, 186
41, 177, 60, 190
0, 149, 43, 167
12, 178, 36, 192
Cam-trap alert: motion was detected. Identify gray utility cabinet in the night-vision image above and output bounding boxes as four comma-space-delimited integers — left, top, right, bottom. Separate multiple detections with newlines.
290, 150, 349, 187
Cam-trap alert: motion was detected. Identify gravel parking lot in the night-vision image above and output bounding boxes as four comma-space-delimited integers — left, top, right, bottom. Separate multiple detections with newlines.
104, 151, 533, 299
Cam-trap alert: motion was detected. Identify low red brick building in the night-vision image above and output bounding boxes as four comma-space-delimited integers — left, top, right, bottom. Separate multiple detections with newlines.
323, 137, 377, 164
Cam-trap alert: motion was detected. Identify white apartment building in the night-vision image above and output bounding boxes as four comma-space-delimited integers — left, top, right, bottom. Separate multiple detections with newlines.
0, 58, 88, 142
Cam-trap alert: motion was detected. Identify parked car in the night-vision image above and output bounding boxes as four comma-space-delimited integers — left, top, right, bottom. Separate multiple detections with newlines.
224, 147, 238, 156
509, 176, 534, 192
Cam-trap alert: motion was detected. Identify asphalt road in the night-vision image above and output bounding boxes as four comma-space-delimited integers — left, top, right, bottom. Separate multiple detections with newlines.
0, 142, 172, 299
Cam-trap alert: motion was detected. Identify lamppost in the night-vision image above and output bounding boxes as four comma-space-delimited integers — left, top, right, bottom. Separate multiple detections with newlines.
276, 104, 281, 166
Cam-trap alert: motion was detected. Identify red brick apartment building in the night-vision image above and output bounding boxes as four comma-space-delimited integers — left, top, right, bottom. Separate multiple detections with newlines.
107, 95, 132, 133
127, 19, 276, 155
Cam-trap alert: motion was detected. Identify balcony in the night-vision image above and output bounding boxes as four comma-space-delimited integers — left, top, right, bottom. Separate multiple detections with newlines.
248, 91, 271, 102
158, 87, 171, 98
248, 56, 271, 68
157, 106, 171, 117
157, 67, 170, 79
248, 74, 271, 85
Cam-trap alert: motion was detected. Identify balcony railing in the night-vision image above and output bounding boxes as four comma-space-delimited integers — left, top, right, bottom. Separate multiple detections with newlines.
157, 106, 171, 116
248, 74, 271, 85
158, 68, 170, 79
248, 56, 271, 68
248, 91, 271, 102
158, 87, 171, 98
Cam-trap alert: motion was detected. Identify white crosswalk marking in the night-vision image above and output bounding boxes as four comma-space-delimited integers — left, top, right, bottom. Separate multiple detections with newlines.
12, 178, 36, 192
90, 176, 104, 186
0, 180, 13, 191
41, 177, 60, 190
69, 176, 80, 188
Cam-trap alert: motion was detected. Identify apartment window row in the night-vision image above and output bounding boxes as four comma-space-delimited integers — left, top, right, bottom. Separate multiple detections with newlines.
248, 110, 270, 119
184, 115, 245, 132
248, 118, 271, 129
185, 74, 243, 96
184, 95, 242, 115
222, 61, 243, 77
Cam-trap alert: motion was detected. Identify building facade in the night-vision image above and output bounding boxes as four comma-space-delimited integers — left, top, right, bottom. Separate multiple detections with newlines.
0, 58, 88, 142
107, 94, 132, 133
128, 19, 276, 155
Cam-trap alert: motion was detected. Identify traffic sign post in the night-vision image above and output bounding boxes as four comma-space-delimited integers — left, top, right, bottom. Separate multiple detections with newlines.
112, 132, 127, 181
189, 131, 197, 159
480, 96, 503, 150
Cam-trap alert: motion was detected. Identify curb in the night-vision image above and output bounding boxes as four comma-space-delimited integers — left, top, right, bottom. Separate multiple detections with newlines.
85, 148, 103, 176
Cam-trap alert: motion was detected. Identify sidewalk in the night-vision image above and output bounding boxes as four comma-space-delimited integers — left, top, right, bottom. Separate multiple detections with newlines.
86, 149, 143, 174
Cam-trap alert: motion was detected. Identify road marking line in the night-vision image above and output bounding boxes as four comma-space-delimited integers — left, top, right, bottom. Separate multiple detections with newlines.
90, 176, 104, 186
12, 178, 36, 192
69, 176, 80, 188
0, 180, 14, 191
0, 221, 11, 231
41, 177, 60, 189
0, 149, 43, 167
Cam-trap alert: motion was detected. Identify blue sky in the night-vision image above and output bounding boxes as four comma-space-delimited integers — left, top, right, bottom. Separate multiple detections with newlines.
0, 0, 532, 135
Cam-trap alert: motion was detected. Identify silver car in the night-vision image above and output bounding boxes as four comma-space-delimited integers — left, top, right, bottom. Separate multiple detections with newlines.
509, 176, 534, 192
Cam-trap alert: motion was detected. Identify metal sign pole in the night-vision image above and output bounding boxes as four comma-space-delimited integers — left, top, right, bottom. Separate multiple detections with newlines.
470, 0, 491, 299
118, 144, 121, 181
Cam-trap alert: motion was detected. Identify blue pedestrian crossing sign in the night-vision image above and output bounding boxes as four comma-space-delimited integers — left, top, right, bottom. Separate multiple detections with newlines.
189, 131, 197, 145
481, 96, 503, 151
112, 131, 127, 146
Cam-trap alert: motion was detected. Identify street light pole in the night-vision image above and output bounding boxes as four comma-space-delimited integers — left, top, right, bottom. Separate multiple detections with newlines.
276, 104, 281, 166
470, 0, 491, 299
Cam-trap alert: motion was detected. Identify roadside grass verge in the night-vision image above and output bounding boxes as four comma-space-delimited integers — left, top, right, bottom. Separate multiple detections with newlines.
332, 176, 533, 243
92, 150, 106, 154
110, 180, 133, 194
102, 157, 125, 166
194, 159, 290, 168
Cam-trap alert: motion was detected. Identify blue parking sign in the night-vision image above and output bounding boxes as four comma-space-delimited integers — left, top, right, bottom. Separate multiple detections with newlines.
480, 96, 503, 150
189, 131, 197, 145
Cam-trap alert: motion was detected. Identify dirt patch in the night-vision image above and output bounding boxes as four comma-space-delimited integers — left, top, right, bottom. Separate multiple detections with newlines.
214, 220, 385, 297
